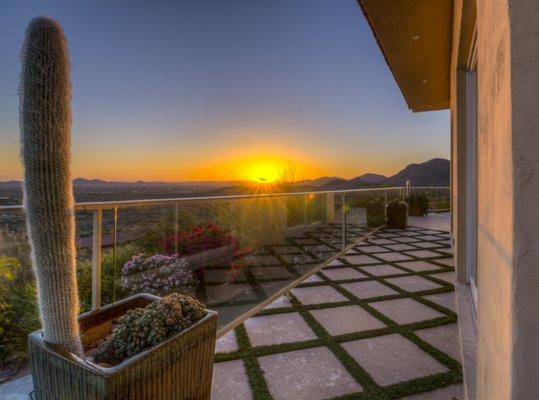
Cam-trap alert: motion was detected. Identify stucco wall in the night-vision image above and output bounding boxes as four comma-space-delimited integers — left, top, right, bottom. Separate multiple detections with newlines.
476, 0, 539, 398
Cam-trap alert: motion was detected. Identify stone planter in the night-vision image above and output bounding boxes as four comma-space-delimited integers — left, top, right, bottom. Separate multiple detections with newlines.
386, 202, 408, 229
185, 245, 235, 270
28, 293, 217, 400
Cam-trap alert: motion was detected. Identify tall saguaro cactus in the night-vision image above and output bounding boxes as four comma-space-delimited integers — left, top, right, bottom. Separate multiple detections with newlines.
20, 17, 82, 355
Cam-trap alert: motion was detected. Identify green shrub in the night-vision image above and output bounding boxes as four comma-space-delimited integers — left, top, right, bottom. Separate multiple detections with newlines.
407, 194, 430, 216
365, 198, 385, 227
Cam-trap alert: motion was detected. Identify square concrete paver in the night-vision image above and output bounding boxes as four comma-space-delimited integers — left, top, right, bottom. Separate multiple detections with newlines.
292, 285, 349, 305
411, 241, 442, 249
357, 245, 388, 253
360, 264, 407, 277
258, 347, 362, 400
341, 334, 448, 386
385, 276, 444, 292
204, 268, 247, 283
251, 266, 293, 280
368, 238, 397, 244
215, 329, 239, 353
303, 273, 323, 283
415, 235, 443, 241
415, 324, 461, 361
205, 283, 258, 306
211, 360, 252, 400
281, 253, 317, 264
430, 271, 455, 284
385, 243, 417, 251
374, 252, 413, 262
370, 298, 445, 324
392, 236, 420, 243
400, 384, 464, 400
422, 292, 456, 312
435, 257, 454, 267
328, 259, 345, 266
264, 295, 293, 309
310, 305, 386, 335
321, 267, 366, 281
244, 312, 316, 347
341, 280, 398, 299
404, 250, 443, 259
344, 254, 380, 265
397, 260, 441, 272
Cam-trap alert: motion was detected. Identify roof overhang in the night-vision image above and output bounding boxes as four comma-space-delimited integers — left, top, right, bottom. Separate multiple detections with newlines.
357, 0, 452, 112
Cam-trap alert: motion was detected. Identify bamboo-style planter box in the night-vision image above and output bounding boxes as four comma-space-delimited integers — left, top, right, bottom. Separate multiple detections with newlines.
28, 293, 218, 400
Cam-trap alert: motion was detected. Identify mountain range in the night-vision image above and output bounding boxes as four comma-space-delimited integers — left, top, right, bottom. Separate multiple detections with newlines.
0, 158, 449, 191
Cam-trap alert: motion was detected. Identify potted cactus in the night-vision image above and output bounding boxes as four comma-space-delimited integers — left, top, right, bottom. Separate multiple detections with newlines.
386, 200, 408, 229
407, 194, 430, 216
21, 17, 217, 399
365, 198, 385, 227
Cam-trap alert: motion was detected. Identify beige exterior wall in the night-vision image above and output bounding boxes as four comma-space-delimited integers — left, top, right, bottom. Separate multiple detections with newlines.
473, 0, 539, 398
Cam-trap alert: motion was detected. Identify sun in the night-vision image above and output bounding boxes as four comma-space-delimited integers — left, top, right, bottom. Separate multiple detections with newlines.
248, 164, 281, 184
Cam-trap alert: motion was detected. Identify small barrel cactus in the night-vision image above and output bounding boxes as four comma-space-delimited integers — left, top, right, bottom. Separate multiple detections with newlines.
19, 17, 82, 354
95, 294, 207, 365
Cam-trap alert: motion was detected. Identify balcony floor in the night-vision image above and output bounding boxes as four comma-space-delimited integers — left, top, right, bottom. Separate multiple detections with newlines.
0, 214, 461, 400
212, 216, 463, 400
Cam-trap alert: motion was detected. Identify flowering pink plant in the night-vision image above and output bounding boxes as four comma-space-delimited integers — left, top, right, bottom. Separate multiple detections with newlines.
121, 253, 198, 296
159, 223, 242, 256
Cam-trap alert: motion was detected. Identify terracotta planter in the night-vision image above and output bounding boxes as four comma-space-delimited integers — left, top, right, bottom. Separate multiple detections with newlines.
408, 203, 425, 217
28, 293, 217, 400
386, 203, 408, 229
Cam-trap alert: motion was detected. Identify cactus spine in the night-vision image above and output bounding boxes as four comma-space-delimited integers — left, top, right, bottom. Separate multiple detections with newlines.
20, 17, 82, 354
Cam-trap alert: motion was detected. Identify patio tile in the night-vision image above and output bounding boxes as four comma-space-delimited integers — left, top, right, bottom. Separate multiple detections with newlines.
415, 235, 442, 241
292, 285, 349, 305
360, 264, 407, 277
341, 334, 448, 386
328, 259, 345, 266
434, 257, 454, 267
384, 243, 417, 251
211, 360, 252, 400
357, 245, 389, 253
281, 253, 318, 265
204, 268, 247, 283
400, 384, 464, 400
259, 280, 291, 297
310, 305, 386, 335
274, 245, 303, 254
430, 271, 455, 284
258, 347, 362, 400
385, 276, 444, 292
370, 298, 445, 324
392, 237, 420, 243
264, 295, 293, 309
344, 254, 380, 265
410, 241, 442, 249
205, 283, 258, 306
303, 273, 323, 283
374, 252, 413, 262
397, 260, 441, 272
341, 280, 398, 299
251, 266, 293, 280
242, 254, 281, 266
321, 267, 366, 281
294, 238, 321, 245
244, 312, 316, 347
215, 329, 239, 353
369, 238, 397, 244
422, 292, 456, 312
420, 230, 443, 235
415, 323, 461, 361
436, 248, 453, 255
404, 250, 443, 259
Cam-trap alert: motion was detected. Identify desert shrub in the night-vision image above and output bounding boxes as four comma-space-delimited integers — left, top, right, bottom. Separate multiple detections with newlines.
120, 253, 198, 296
407, 194, 430, 216
94, 293, 206, 365
365, 198, 385, 227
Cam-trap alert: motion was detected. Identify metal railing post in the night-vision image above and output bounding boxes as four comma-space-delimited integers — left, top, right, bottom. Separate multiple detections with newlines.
91, 208, 103, 310
174, 203, 179, 254
341, 194, 346, 250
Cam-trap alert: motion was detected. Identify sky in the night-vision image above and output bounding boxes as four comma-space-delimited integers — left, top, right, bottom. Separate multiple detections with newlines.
0, 0, 449, 182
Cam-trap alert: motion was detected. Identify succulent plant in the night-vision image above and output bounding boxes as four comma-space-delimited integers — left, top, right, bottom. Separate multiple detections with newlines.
19, 17, 82, 354
94, 294, 207, 365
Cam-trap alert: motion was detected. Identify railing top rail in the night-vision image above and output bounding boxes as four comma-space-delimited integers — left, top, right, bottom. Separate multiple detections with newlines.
0, 186, 449, 212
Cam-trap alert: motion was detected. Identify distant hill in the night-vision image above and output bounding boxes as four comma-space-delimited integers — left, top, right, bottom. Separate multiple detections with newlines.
356, 173, 387, 185
298, 176, 342, 187
381, 158, 449, 187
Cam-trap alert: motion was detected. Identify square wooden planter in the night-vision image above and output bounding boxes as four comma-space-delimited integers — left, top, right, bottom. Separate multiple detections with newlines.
386, 203, 409, 229
28, 293, 218, 400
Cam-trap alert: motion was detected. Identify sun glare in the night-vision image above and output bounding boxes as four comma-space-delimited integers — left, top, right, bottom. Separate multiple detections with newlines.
249, 164, 280, 184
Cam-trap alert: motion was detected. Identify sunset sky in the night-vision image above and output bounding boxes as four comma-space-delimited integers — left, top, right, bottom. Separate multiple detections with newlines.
0, 0, 449, 182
